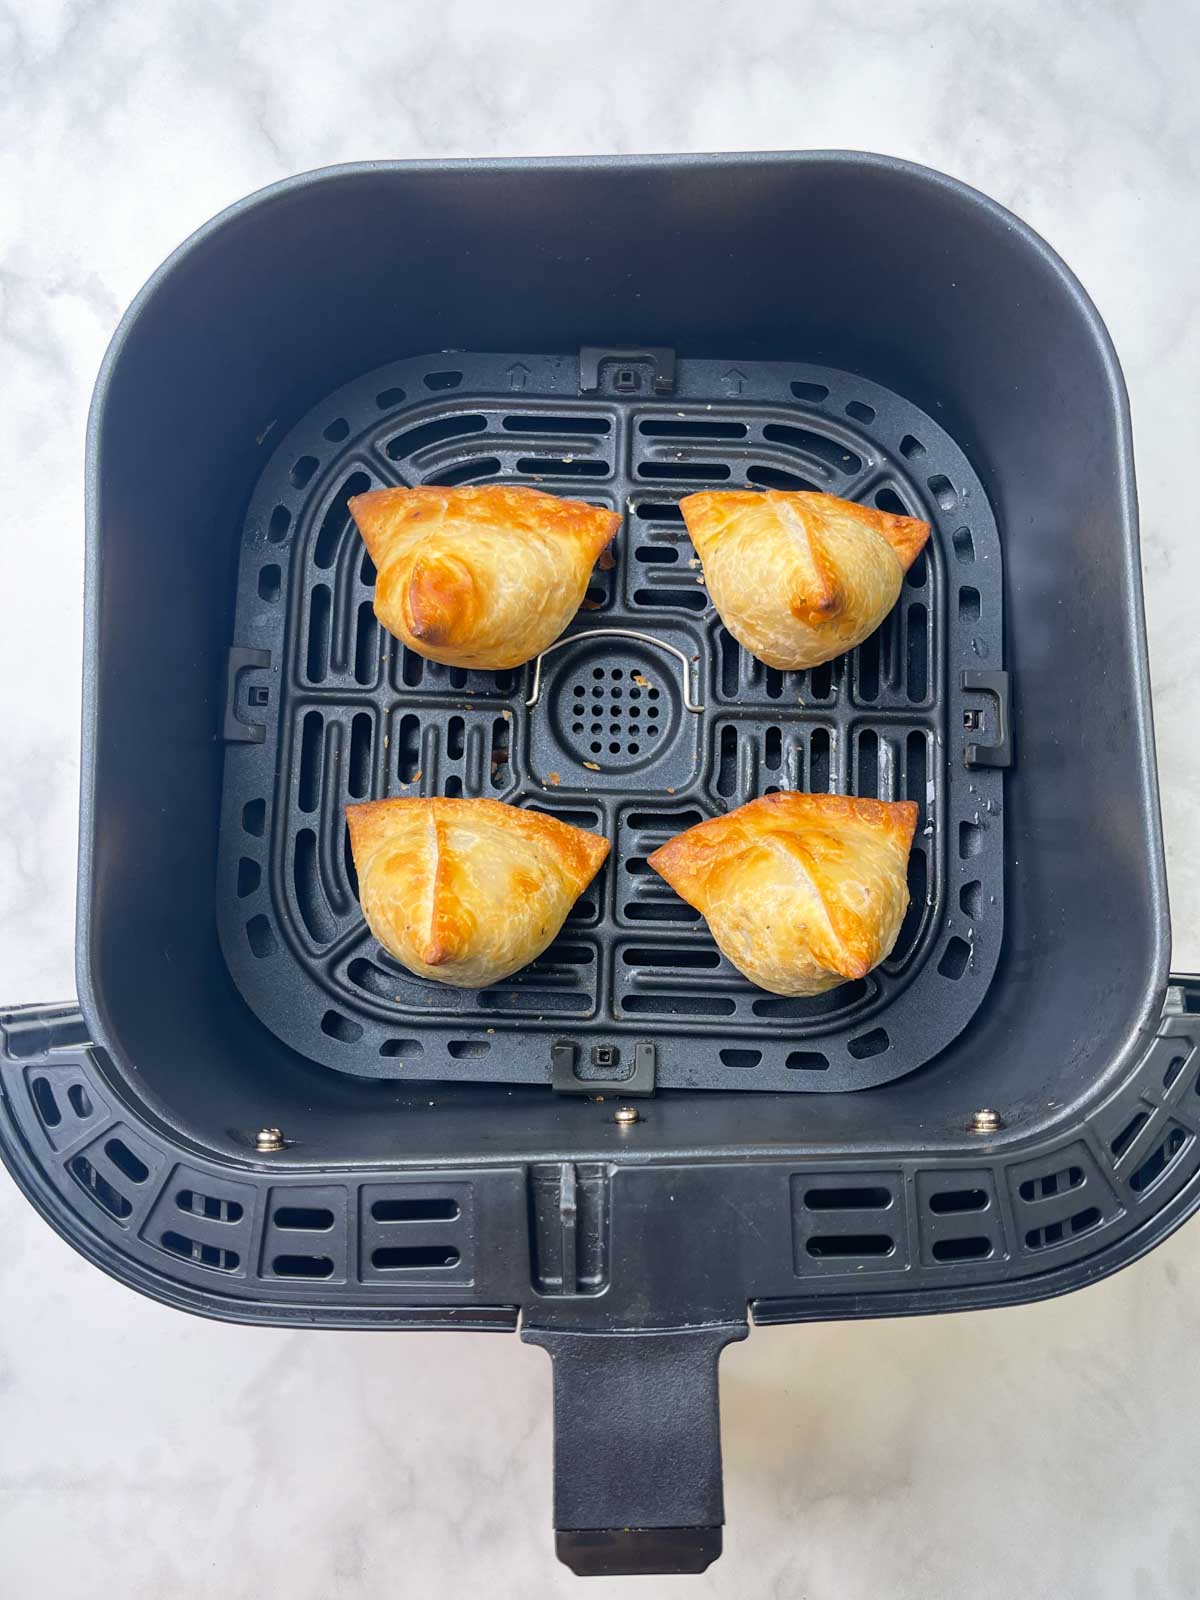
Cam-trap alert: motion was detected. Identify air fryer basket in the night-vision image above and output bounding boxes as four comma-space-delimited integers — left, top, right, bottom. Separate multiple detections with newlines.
1, 153, 1186, 1577
217, 348, 1004, 1092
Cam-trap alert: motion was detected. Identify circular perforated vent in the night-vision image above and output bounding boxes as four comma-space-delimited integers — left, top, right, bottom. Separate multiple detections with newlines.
567, 664, 667, 764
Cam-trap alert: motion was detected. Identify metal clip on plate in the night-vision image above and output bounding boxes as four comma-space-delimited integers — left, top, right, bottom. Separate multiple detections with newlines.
527, 629, 705, 714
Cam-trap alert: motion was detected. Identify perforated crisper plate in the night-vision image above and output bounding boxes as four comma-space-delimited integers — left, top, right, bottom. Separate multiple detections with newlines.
217, 351, 1005, 1091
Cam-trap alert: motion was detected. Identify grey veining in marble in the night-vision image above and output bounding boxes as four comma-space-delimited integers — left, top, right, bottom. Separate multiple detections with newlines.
2, 1, 1198, 1595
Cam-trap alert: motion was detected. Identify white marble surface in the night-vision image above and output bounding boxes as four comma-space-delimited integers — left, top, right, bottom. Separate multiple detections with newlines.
2, 1, 1198, 1595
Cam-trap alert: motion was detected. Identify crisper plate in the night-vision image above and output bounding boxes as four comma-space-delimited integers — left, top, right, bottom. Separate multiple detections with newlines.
216, 350, 1005, 1090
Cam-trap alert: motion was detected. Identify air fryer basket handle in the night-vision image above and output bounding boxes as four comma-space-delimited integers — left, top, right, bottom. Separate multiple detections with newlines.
523, 1322, 747, 1577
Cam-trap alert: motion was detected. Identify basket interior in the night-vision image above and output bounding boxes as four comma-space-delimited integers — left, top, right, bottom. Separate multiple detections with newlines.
80, 156, 1166, 1163
216, 350, 1004, 1092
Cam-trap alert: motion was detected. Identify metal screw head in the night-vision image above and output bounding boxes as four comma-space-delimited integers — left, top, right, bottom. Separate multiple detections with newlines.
255, 1126, 285, 1152
970, 1108, 1003, 1134
613, 1106, 640, 1127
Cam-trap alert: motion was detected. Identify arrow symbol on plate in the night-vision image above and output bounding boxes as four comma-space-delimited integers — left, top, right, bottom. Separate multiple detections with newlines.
722, 367, 746, 396
506, 361, 531, 392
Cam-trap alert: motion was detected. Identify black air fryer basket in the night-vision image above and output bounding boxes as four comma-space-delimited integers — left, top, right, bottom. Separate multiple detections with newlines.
3, 153, 1194, 1578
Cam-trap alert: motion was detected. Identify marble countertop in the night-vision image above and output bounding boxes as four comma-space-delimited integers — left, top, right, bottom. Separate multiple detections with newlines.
2, 2, 1198, 1596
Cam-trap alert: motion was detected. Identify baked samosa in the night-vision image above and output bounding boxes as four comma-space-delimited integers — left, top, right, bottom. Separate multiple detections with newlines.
349, 484, 619, 671
647, 792, 919, 995
679, 489, 930, 671
345, 797, 609, 989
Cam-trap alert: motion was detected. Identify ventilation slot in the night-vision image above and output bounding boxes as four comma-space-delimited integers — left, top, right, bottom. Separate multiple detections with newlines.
633, 585, 708, 611
906, 604, 928, 700
376, 386, 406, 409
805, 1187, 891, 1211
31, 1076, 61, 1128
637, 461, 731, 482
1025, 1208, 1102, 1251
755, 983, 867, 1020
807, 1234, 893, 1259
268, 505, 291, 543
1111, 1111, 1150, 1162
633, 500, 686, 524
372, 1245, 460, 1270
274, 1206, 335, 1231
448, 1040, 490, 1058
959, 821, 983, 859
928, 1188, 988, 1214
380, 1038, 425, 1059
314, 472, 372, 569
306, 585, 331, 682
745, 464, 819, 491
516, 455, 606, 477
490, 716, 511, 788
348, 713, 372, 798
928, 474, 957, 510
372, 1196, 459, 1222
953, 527, 975, 563
294, 830, 335, 944
401, 648, 424, 688
386, 414, 483, 459
845, 400, 875, 424
1019, 1166, 1085, 1202
236, 858, 260, 897
890, 847, 927, 965
857, 629, 880, 701
69, 1156, 132, 1220
354, 603, 377, 684
900, 433, 926, 459
503, 414, 611, 435
960, 880, 982, 918
1129, 1126, 1189, 1194
297, 712, 323, 812
67, 1084, 92, 1119
323, 417, 349, 442
622, 946, 720, 970
639, 418, 746, 440
762, 423, 862, 474
321, 1010, 363, 1044
765, 726, 782, 771
243, 798, 266, 836
719, 1048, 761, 1069
424, 369, 462, 390
161, 1232, 240, 1272
716, 725, 738, 796
959, 586, 981, 625
787, 1050, 829, 1071
105, 1138, 149, 1185
847, 1028, 889, 1060
931, 1236, 991, 1262
272, 1254, 334, 1278
290, 455, 318, 489
808, 660, 833, 701
809, 728, 831, 792
258, 564, 281, 602
621, 995, 737, 1017
791, 380, 829, 402
1163, 1054, 1187, 1090
246, 915, 276, 958
875, 487, 908, 516
635, 544, 678, 564
176, 1191, 244, 1223
432, 458, 501, 486
856, 730, 879, 796
628, 809, 705, 833
938, 936, 971, 980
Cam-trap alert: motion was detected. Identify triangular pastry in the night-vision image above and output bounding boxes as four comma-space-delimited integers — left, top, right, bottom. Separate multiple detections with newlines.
679, 489, 930, 671
647, 793, 919, 995
349, 485, 619, 671
345, 797, 609, 988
